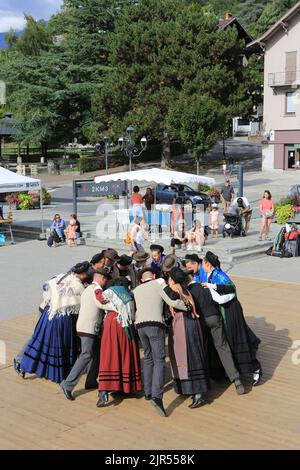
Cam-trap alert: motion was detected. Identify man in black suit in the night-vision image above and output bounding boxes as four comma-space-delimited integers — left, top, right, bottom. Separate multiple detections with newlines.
186, 272, 245, 395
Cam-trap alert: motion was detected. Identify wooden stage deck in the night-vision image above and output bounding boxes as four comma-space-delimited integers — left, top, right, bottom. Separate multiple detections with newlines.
0, 276, 299, 450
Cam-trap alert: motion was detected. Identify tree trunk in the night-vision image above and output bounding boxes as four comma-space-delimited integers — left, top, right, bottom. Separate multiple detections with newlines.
161, 131, 171, 168
41, 141, 48, 159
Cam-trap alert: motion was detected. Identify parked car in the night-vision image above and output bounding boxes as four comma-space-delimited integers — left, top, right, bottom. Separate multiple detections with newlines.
288, 184, 300, 198
154, 184, 211, 209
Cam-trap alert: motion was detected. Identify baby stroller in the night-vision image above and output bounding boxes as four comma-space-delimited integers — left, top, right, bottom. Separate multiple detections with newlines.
223, 213, 245, 238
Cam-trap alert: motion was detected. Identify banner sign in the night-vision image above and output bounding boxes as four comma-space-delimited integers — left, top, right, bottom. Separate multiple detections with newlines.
76, 181, 127, 198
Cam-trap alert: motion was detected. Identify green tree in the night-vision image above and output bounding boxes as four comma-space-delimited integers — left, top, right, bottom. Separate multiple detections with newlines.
252, 0, 298, 37
96, 0, 257, 166
0, 2, 127, 154
4, 30, 19, 51
167, 94, 227, 174
18, 16, 51, 56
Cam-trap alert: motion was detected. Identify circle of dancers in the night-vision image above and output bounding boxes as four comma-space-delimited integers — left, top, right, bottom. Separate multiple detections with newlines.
14, 245, 262, 417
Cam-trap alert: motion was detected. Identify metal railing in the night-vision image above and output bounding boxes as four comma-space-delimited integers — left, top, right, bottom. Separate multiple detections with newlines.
268, 70, 300, 87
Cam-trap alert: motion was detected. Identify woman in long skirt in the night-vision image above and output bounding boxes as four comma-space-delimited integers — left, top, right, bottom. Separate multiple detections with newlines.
18, 262, 90, 383
95, 278, 142, 407
202, 251, 262, 386
165, 267, 209, 409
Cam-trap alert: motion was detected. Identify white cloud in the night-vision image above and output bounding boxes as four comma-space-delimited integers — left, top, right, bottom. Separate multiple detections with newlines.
0, 1, 63, 32
0, 11, 25, 32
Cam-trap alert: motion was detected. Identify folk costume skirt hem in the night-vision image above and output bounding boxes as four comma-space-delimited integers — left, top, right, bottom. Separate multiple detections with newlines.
20, 306, 78, 383
169, 312, 209, 396
98, 312, 142, 394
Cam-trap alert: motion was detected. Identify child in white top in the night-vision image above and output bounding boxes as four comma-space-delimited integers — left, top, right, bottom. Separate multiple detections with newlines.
209, 204, 219, 238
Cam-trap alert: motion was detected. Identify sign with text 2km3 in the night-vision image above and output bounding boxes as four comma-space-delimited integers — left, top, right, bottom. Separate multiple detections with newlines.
76, 181, 127, 198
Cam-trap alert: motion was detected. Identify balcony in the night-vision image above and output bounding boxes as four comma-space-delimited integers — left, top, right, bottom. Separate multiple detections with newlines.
268, 70, 300, 87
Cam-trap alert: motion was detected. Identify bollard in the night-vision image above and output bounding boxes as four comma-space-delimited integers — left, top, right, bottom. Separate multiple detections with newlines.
237, 165, 244, 198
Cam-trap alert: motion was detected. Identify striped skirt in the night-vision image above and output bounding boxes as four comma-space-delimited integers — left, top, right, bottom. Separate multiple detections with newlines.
20, 306, 78, 383
98, 312, 143, 393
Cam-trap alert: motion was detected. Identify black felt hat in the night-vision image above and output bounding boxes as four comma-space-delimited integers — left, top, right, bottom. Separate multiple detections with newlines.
72, 261, 91, 274
90, 252, 104, 265
117, 254, 133, 266
169, 267, 186, 284
150, 244, 164, 253
137, 267, 157, 283
185, 254, 202, 264
204, 251, 220, 269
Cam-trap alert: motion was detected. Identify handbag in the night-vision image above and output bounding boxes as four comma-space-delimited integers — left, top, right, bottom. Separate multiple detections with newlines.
124, 233, 132, 245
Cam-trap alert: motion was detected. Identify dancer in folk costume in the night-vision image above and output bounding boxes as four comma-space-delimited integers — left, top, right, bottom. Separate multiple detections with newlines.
95, 278, 142, 407
202, 251, 262, 386
164, 268, 209, 409
18, 262, 91, 383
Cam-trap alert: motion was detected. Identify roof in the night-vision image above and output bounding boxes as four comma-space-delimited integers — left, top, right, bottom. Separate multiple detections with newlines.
218, 16, 253, 44
95, 168, 215, 186
0, 113, 20, 137
247, 0, 300, 48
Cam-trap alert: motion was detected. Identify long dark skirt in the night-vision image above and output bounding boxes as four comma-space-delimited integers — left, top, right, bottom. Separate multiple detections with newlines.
169, 312, 209, 395
20, 306, 78, 383
221, 299, 261, 375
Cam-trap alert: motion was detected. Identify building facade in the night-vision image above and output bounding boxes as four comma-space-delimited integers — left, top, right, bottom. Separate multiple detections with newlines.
249, 2, 300, 171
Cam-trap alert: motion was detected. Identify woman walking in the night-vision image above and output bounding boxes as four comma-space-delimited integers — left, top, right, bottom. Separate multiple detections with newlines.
259, 190, 274, 241
95, 278, 142, 407
165, 268, 209, 408
18, 262, 91, 383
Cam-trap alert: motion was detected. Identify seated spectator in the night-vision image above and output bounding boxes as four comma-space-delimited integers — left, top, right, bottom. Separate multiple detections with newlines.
47, 214, 66, 248
65, 214, 81, 247
170, 219, 188, 254
186, 220, 206, 251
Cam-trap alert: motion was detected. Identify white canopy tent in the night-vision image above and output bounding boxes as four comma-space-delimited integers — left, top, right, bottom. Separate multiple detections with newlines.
95, 168, 215, 241
0, 166, 41, 193
0, 166, 45, 236
95, 168, 215, 186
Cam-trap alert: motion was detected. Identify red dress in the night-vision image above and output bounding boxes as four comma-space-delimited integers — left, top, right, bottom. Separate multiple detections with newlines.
95, 290, 142, 394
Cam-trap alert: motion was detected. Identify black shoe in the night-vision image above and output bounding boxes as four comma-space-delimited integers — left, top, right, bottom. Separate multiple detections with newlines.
252, 369, 263, 387
13, 358, 21, 375
145, 394, 152, 401
96, 391, 109, 408
234, 379, 245, 395
188, 394, 206, 409
61, 385, 75, 401
13, 358, 25, 378
151, 397, 167, 417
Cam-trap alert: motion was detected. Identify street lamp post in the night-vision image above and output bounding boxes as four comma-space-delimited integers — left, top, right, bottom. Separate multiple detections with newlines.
95, 137, 111, 175
118, 125, 147, 173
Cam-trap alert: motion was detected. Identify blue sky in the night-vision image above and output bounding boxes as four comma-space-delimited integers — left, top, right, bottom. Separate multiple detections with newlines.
0, 0, 63, 32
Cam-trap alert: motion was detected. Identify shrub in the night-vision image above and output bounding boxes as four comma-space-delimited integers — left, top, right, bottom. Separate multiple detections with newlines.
41, 187, 51, 205
18, 193, 34, 210
77, 156, 104, 174
198, 184, 211, 194
5, 193, 20, 205
275, 197, 293, 208
275, 203, 295, 225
